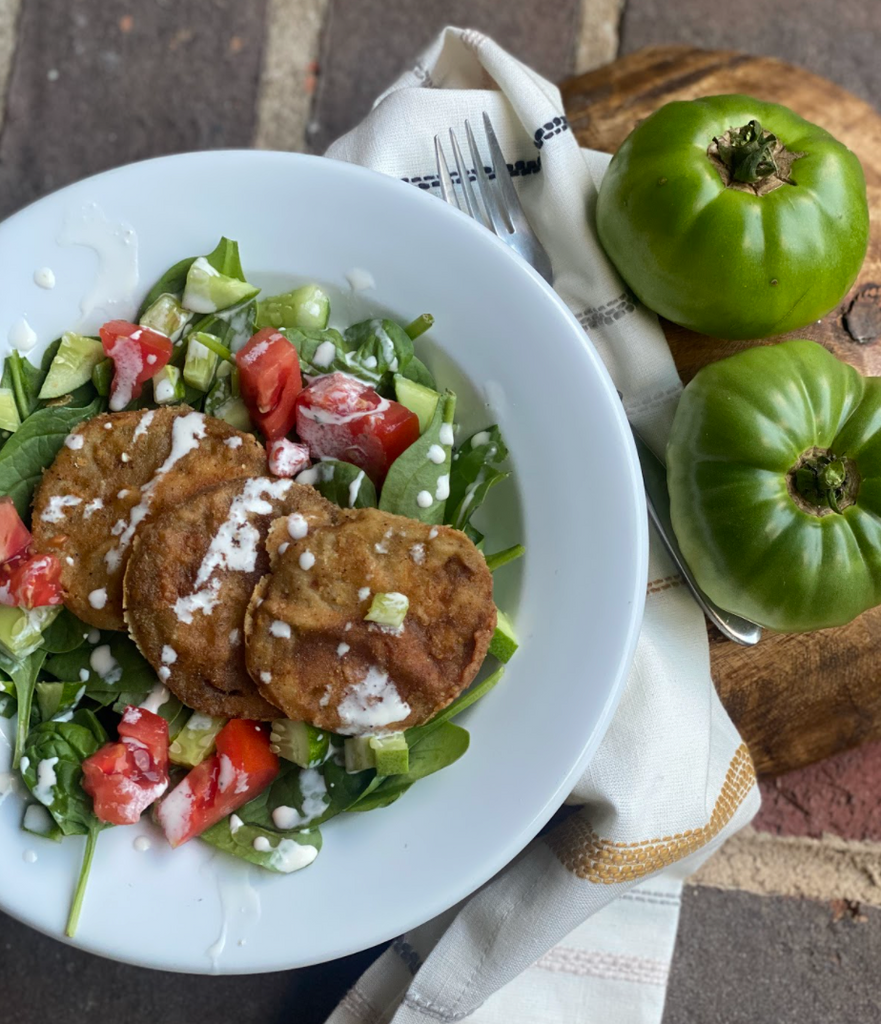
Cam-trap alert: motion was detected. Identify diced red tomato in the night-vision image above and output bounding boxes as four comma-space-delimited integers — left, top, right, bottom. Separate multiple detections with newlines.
295, 372, 419, 484
156, 719, 279, 847
0, 552, 63, 608
0, 499, 31, 564
267, 438, 311, 478
82, 706, 170, 826
236, 329, 302, 441
100, 320, 173, 413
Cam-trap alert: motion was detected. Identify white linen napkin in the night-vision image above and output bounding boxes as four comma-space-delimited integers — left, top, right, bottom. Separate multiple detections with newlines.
323, 27, 760, 1024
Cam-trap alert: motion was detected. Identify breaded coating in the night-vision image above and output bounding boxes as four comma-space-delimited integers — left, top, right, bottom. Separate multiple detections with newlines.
31, 406, 266, 630
124, 478, 338, 720
245, 507, 495, 734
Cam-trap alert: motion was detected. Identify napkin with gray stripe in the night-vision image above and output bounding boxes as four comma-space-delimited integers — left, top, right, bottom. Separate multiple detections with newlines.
323, 27, 760, 1024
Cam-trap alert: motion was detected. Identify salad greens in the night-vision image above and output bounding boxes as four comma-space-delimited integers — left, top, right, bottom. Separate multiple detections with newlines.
0, 236, 522, 933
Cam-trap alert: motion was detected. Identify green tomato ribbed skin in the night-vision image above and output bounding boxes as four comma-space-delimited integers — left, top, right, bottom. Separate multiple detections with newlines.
667, 341, 881, 632
596, 96, 869, 340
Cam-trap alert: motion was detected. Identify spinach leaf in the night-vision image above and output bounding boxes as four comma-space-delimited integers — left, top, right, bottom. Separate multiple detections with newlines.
0, 648, 46, 767
137, 237, 248, 318
40, 339, 62, 374
485, 544, 525, 573
348, 723, 470, 812
200, 816, 322, 873
405, 666, 505, 749
2, 351, 46, 420
40, 608, 89, 654
379, 391, 456, 522
0, 694, 14, 718
304, 459, 377, 509
0, 396, 105, 519
399, 355, 437, 391
35, 680, 87, 722
45, 632, 156, 705
446, 426, 510, 533
285, 327, 350, 376
342, 319, 413, 384
21, 708, 108, 936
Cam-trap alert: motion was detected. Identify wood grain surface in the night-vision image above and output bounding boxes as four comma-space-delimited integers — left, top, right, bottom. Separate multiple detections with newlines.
562, 46, 881, 775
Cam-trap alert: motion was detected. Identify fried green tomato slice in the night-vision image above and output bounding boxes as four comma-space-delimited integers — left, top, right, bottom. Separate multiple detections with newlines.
124, 477, 339, 720
245, 507, 496, 735
31, 406, 266, 631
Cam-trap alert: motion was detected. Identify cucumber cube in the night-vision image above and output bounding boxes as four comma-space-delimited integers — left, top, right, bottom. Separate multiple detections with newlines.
0, 388, 21, 433
140, 293, 192, 342
369, 732, 409, 776
169, 712, 227, 768
256, 284, 330, 331
344, 736, 374, 773
39, 332, 104, 400
0, 605, 62, 660
215, 396, 252, 432
364, 592, 409, 629
489, 608, 518, 663
394, 375, 440, 434
183, 334, 220, 392
269, 720, 330, 768
152, 364, 186, 405
183, 257, 260, 315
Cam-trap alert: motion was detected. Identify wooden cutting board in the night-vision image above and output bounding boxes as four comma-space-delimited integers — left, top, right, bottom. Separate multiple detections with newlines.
561, 46, 881, 776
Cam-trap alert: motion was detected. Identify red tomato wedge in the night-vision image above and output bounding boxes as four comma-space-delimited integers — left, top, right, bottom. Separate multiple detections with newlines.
82, 706, 170, 826
156, 719, 279, 847
100, 320, 173, 413
295, 372, 419, 484
0, 499, 31, 564
0, 552, 63, 608
236, 329, 302, 440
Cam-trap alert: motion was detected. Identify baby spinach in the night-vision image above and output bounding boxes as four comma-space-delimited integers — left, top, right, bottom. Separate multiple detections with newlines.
342, 318, 414, 385
405, 666, 505, 749
349, 723, 470, 812
0, 396, 105, 518
45, 632, 156, 706
305, 459, 377, 509
40, 608, 89, 654
0, 648, 46, 767
285, 327, 350, 376
446, 426, 510, 533
399, 356, 437, 391
21, 708, 108, 936
379, 391, 456, 523
200, 815, 322, 872
35, 680, 87, 722
138, 237, 249, 317
2, 351, 46, 419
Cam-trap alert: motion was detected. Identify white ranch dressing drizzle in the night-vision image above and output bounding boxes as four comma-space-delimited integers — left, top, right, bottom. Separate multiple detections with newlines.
271, 769, 329, 830
204, 861, 261, 972
439, 423, 455, 446
90, 644, 121, 684
34, 267, 56, 290
64, 432, 84, 450
58, 202, 139, 330
336, 666, 411, 735
348, 471, 365, 508
41, 495, 82, 523
105, 412, 207, 573
8, 317, 37, 352
172, 477, 293, 624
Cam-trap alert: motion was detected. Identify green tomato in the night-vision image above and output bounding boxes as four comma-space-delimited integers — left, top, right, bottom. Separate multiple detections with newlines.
597, 95, 869, 340
667, 340, 881, 633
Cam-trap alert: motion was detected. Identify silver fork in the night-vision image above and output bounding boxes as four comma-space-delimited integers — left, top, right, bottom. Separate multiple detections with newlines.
434, 112, 553, 284
434, 113, 761, 647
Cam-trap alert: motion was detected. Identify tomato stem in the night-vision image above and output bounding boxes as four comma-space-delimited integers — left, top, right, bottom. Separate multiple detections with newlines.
787, 448, 859, 517
708, 121, 803, 196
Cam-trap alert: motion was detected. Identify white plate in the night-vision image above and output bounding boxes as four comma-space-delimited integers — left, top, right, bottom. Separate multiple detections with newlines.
0, 151, 647, 973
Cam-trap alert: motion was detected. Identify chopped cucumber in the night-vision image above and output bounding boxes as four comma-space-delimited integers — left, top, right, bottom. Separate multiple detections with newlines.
92, 358, 113, 397
344, 735, 374, 773
38, 332, 104, 400
169, 712, 227, 768
489, 608, 518, 663
183, 257, 260, 315
256, 284, 330, 331
152, 364, 186, 405
269, 720, 330, 768
0, 388, 21, 433
183, 334, 220, 392
394, 375, 439, 434
364, 592, 409, 629
139, 293, 192, 342
369, 732, 409, 776
0, 605, 61, 660
215, 396, 252, 432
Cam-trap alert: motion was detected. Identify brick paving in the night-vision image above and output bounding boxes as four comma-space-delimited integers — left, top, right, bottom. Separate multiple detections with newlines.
0, 1, 880, 1021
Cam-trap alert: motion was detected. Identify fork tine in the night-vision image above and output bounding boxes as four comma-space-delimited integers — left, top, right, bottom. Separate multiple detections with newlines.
434, 135, 459, 210
449, 129, 488, 229
465, 119, 511, 236
482, 112, 527, 231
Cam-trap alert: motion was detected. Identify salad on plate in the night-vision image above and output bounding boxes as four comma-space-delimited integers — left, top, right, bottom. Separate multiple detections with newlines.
0, 238, 522, 936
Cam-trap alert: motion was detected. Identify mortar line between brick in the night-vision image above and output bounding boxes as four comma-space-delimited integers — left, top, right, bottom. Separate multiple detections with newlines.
0, 0, 23, 145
